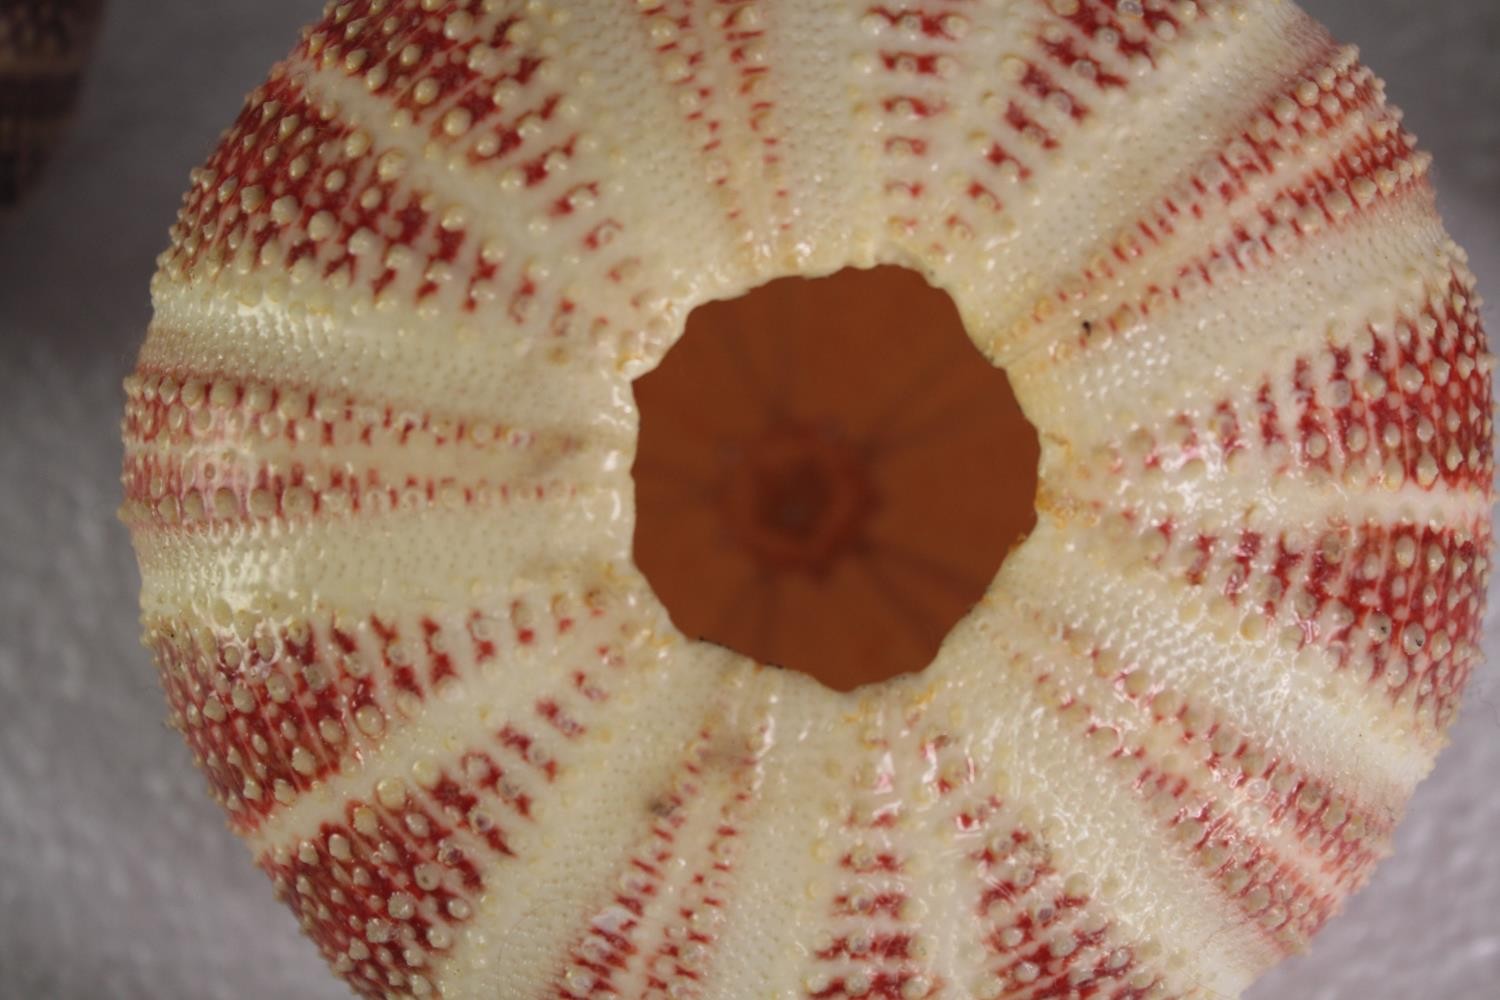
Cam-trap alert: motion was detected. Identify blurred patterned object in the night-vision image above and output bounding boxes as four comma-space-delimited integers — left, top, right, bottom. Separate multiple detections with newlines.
0, 0, 103, 204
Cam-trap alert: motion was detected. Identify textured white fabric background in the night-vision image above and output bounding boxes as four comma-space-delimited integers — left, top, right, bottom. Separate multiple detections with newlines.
0, 2, 1495, 998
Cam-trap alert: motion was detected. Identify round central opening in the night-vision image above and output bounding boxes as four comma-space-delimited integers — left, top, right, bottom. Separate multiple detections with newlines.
632, 266, 1039, 692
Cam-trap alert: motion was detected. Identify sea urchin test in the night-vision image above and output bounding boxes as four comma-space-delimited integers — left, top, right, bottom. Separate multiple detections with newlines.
122, 0, 1493, 997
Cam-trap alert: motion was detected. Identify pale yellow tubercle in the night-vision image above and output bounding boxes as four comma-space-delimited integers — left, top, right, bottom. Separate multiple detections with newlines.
122, 1, 1492, 999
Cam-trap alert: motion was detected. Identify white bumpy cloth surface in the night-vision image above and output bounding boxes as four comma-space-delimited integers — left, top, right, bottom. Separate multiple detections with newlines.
0, 1, 1496, 998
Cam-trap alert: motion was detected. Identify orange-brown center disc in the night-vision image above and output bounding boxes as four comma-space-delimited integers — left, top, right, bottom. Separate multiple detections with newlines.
632, 266, 1040, 691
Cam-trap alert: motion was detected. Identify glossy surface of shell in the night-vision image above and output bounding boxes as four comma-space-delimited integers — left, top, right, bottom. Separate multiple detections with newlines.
123, 1, 1493, 997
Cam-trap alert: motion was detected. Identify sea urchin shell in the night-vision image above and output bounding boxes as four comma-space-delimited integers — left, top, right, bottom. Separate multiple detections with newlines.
123, 2, 1492, 997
